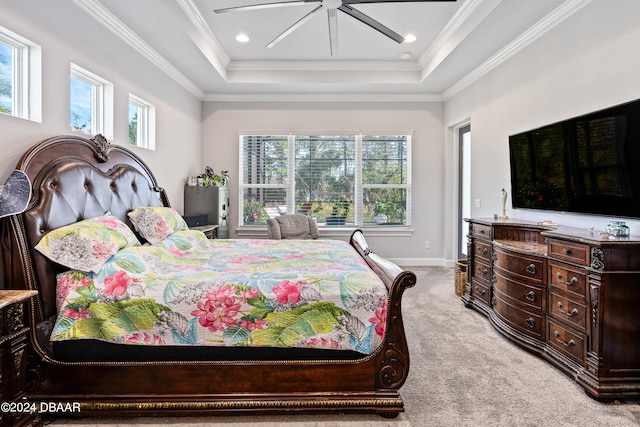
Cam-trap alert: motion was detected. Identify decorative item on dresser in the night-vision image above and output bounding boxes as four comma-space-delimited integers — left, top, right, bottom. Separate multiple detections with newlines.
0, 290, 40, 427
463, 218, 640, 400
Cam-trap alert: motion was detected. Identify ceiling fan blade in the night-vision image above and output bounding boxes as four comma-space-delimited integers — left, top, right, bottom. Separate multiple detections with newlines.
338, 4, 404, 43
327, 9, 338, 56
344, 0, 457, 4
266, 4, 323, 48
214, 0, 320, 14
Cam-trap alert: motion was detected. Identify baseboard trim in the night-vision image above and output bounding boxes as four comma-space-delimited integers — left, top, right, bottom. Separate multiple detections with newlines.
390, 258, 454, 268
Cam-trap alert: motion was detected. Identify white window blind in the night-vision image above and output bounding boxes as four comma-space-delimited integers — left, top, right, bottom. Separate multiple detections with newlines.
239, 133, 411, 227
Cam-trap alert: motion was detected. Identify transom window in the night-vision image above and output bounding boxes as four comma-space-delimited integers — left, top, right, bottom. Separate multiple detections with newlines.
0, 25, 41, 122
239, 133, 411, 227
128, 93, 156, 150
70, 63, 113, 139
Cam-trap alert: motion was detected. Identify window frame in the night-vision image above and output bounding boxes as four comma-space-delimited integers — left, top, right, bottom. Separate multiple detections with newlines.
238, 132, 412, 232
0, 25, 41, 122
70, 63, 113, 139
128, 93, 156, 150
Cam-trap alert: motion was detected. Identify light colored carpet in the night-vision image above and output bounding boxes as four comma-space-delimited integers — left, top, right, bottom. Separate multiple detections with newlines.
48, 267, 640, 426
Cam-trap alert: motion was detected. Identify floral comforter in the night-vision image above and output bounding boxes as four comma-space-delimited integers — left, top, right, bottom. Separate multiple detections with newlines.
51, 231, 389, 354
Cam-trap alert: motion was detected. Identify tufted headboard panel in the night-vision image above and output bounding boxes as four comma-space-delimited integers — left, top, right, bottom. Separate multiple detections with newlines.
9, 134, 169, 320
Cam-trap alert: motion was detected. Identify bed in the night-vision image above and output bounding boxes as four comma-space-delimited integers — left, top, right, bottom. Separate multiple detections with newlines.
1, 134, 416, 419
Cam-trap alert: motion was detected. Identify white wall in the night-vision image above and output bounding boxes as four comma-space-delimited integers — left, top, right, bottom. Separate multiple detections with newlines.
0, 0, 202, 212
201, 101, 446, 264
445, 0, 640, 237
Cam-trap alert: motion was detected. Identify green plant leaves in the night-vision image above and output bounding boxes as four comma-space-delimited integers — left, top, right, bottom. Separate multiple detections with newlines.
249, 302, 349, 347
52, 298, 169, 341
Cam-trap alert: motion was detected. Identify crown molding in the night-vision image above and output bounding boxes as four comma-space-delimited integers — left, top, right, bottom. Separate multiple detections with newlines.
174, 0, 230, 80
227, 60, 422, 72
418, 0, 498, 71
203, 93, 444, 103
70, 0, 205, 100
442, 0, 594, 100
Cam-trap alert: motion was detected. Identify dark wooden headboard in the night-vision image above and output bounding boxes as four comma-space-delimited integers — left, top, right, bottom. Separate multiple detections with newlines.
2, 134, 169, 320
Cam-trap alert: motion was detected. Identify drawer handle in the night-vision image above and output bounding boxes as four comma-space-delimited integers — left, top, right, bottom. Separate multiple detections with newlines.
556, 272, 578, 286
477, 247, 488, 255
525, 264, 537, 275
476, 266, 488, 275
557, 302, 579, 317
474, 287, 486, 296
562, 248, 571, 255
554, 330, 576, 347
524, 318, 535, 329
525, 291, 536, 302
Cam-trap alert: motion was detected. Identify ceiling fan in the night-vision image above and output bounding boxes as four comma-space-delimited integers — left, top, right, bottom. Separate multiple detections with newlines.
214, 0, 456, 56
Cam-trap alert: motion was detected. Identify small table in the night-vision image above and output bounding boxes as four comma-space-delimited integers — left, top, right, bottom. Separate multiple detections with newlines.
0, 289, 40, 426
190, 224, 218, 239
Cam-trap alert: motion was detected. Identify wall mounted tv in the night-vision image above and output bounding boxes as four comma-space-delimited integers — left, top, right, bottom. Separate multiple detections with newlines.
509, 98, 640, 218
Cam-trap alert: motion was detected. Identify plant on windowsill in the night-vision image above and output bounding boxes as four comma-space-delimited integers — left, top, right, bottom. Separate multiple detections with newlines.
326, 198, 351, 226
243, 200, 266, 225
373, 200, 404, 225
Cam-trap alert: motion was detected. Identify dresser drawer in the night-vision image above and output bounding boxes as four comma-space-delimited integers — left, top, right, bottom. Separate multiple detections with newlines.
548, 319, 586, 365
471, 278, 491, 307
493, 294, 545, 341
472, 259, 491, 283
472, 223, 492, 240
549, 291, 587, 331
548, 239, 589, 266
494, 247, 545, 284
549, 261, 587, 298
494, 271, 544, 311
473, 240, 492, 262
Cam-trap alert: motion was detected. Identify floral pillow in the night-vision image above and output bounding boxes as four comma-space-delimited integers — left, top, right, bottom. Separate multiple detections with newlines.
35, 215, 140, 273
127, 206, 188, 244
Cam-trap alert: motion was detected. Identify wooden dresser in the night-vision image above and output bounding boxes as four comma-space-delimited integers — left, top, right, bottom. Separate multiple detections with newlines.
463, 218, 640, 400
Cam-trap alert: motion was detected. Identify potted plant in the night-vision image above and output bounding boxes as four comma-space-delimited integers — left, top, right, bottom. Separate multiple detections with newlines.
326, 198, 351, 226
198, 166, 229, 187
373, 201, 403, 224
243, 200, 265, 225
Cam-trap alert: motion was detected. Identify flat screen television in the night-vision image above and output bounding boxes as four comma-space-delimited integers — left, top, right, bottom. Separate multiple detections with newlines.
509, 99, 640, 219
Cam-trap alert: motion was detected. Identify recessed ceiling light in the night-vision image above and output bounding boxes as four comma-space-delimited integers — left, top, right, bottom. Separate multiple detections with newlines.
400, 52, 411, 60
236, 34, 250, 43
403, 34, 417, 43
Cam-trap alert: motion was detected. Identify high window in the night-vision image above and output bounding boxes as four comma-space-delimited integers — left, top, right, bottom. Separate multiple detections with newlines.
128, 94, 156, 150
0, 26, 41, 122
70, 64, 113, 139
239, 133, 411, 228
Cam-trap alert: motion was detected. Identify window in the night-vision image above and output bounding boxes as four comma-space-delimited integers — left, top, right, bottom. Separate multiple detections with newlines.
0, 39, 16, 115
239, 133, 411, 228
128, 94, 156, 150
70, 64, 113, 139
0, 26, 41, 121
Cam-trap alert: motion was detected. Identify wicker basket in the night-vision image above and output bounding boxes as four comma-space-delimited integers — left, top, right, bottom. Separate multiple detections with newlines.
454, 259, 468, 297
